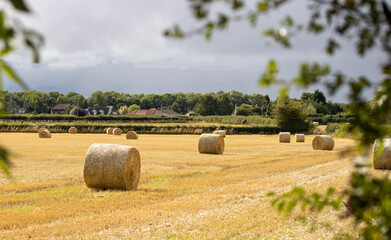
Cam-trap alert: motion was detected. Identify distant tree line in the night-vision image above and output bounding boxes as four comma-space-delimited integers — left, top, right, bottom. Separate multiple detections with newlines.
3, 89, 347, 116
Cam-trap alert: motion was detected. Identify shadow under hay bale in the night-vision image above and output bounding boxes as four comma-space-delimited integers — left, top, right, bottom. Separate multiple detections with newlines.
373, 138, 391, 170
279, 132, 291, 143
312, 135, 334, 150
126, 131, 138, 139
198, 133, 224, 154
113, 128, 122, 135
106, 127, 114, 135
83, 143, 141, 190
213, 130, 226, 137
39, 129, 51, 138
69, 127, 77, 134
295, 134, 305, 142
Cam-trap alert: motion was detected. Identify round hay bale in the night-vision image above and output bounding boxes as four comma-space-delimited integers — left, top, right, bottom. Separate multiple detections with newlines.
312, 135, 334, 150
83, 143, 141, 190
113, 128, 122, 135
198, 134, 224, 154
126, 131, 138, 139
39, 129, 51, 138
106, 127, 114, 135
279, 132, 291, 143
38, 127, 47, 133
213, 130, 226, 137
313, 122, 319, 126
69, 127, 77, 134
373, 138, 391, 170
295, 134, 305, 142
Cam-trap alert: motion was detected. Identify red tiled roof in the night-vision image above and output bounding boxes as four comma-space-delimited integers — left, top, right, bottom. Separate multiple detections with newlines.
127, 108, 174, 116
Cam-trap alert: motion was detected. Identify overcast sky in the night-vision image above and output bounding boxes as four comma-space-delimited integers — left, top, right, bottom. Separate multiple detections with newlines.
3, 0, 386, 102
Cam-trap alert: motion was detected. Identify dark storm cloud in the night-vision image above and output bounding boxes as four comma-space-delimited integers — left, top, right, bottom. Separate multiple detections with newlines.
4, 0, 385, 102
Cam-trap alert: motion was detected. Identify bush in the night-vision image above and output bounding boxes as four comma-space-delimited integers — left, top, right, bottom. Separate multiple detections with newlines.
274, 97, 311, 133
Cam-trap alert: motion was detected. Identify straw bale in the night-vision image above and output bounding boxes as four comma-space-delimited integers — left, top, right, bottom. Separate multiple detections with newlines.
279, 132, 291, 143
295, 134, 305, 142
38, 128, 47, 133
39, 129, 51, 138
113, 128, 122, 135
198, 134, 224, 154
213, 130, 226, 137
373, 138, 391, 170
83, 143, 141, 190
106, 127, 114, 135
126, 131, 138, 139
312, 135, 334, 150
313, 122, 319, 126
69, 127, 77, 134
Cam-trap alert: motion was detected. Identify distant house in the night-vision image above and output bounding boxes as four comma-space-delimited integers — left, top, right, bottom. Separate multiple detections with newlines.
85, 106, 120, 116
8, 108, 25, 114
127, 108, 181, 116
51, 104, 70, 114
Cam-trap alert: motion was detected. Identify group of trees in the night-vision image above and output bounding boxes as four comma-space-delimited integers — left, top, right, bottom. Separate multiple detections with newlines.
4, 89, 346, 116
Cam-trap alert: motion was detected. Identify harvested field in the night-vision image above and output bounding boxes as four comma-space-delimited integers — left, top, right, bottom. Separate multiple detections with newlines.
0, 133, 368, 239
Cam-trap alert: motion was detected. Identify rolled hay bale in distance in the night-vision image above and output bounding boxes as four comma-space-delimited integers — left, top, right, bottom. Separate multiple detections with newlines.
313, 122, 319, 126
213, 130, 226, 137
106, 127, 114, 135
69, 127, 77, 134
39, 129, 51, 138
295, 134, 305, 142
279, 132, 291, 143
83, 143, 141, 190
198, 134, 224, 154
312, 135, 334, 150
113, 128, 122, 135
38, 127, 47, 134
126, 131, 138, 139
373, 138, 391, 170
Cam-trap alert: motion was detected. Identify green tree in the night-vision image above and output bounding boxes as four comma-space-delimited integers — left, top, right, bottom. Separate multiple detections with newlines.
236, 104, 255, 116
127, 104, 141, 113
274, 96, 310, 132
119, 105, 129, 115
196, 93, 218, 115
170, 102, 181, 113
217, 92, 233, 115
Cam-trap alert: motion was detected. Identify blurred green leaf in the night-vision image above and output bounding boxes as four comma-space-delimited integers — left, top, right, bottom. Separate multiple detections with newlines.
1, 60, 28, 90
8, 0, 29, 12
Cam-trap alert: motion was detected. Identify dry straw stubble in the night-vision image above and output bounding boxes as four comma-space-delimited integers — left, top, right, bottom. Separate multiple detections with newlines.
83, 143, 141, 190
126, 131, 138, 139
279, 132, 291, 143
312, 135, 334, 150
198, 133, 224, 154
69, 127, 77, 134
373, 138, 391, 170
39, 129, 51, 138
295, 134, 305, 142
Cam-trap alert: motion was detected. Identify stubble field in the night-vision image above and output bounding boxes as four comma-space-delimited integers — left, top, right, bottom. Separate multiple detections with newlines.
0, 133, 358, 239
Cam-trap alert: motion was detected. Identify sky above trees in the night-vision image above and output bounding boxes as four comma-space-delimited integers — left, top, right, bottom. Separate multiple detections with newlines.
3, 0, 385, 102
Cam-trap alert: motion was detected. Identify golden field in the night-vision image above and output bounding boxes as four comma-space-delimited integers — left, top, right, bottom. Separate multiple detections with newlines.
0, 133, 360, 239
